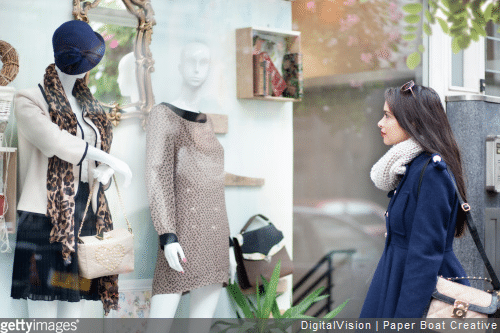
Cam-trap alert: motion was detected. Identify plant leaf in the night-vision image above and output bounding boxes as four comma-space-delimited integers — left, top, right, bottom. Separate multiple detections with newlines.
406, 52, 421, 70
457, 34, 471, 50
403, 3, 423, 14
284, 286, 326, 318
404, 14, 421, 24
226, 283, 254, 318
485, 3, 495, 21
405, 25, 418, 32
402, 33, 417, 41
261, 275, 282, 319
322, 299, 350, 319
423, 23, 432, 35
425, 10, 435, 24
470, 28, 479, 42
437, 17, 450, 34
261, 260, 281, 319
418, 44, 425, 53
472, 20, 487, 36
451, 37, 461, 54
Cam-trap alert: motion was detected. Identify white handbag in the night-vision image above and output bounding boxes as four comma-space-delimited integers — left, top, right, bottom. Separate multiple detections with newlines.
426, 277, 498, 318
417, 157, 500, 318
77, 176, 134, 279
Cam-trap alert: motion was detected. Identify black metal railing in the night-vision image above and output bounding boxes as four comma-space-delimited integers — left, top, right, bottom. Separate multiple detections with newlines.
292, 249, 356, 317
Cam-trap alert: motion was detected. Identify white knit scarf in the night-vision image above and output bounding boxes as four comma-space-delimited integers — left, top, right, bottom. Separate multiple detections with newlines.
370, 138, 423, 191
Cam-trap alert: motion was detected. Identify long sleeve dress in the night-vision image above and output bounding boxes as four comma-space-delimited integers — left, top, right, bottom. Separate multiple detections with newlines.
360, 153, 469, 318
145, 103, 229, 295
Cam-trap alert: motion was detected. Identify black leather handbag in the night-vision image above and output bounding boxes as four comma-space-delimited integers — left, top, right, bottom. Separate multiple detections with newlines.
232, 214, 293, 290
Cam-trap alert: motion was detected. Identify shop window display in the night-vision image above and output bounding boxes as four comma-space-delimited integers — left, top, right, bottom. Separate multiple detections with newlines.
0, 0, 440, 320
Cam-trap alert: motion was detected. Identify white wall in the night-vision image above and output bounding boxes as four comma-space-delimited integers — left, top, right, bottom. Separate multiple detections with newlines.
0, 0, 293, 318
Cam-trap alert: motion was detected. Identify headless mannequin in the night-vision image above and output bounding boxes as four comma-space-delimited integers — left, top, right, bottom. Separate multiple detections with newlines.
149, 43, 236, 324
27, 66, 132, 318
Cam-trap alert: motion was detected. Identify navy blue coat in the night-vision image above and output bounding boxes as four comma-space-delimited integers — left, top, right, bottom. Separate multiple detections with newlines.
360, 153, 468, 318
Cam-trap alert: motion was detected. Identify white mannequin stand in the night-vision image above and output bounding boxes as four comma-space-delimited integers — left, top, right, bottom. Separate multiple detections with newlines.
148, 43, 236, 330
27, 66, 132, 318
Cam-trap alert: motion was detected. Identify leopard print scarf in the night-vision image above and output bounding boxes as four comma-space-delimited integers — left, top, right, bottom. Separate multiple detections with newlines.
42, 63, 117, 315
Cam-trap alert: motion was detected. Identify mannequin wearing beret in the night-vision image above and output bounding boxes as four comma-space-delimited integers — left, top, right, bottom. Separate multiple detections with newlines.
145, 42, 235, 328
10, 20, 132, 318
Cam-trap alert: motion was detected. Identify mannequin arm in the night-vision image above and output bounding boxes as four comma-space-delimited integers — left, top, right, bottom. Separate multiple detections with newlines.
164, 242, 186, 273
86, 146, 132, 188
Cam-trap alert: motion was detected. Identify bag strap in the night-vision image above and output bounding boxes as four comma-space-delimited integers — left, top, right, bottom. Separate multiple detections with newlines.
240, 214, 270, 233
77, 176, 133, 241
417, 156, 500, 290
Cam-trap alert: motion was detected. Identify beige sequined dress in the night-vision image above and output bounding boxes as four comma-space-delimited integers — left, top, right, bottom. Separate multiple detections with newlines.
146, 103, 229, 295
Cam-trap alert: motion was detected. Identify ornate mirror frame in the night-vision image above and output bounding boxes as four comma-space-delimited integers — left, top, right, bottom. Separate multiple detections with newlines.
73, 0, 155, 128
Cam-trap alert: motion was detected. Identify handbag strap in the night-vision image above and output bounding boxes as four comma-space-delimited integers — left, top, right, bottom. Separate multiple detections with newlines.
240, 214, 270, 233
77, 175, 133, 240
417, 156, 500, 290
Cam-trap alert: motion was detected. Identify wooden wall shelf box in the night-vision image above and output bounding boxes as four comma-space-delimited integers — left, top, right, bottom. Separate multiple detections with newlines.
236, 27, 301, 102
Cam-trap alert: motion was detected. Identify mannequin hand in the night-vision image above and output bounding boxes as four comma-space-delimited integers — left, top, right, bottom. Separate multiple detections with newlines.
229, 247, 237, 284
85, 147, 132, 188
164, 242, 186, 273
92, 164, 114, 185
110, 159, 133, 189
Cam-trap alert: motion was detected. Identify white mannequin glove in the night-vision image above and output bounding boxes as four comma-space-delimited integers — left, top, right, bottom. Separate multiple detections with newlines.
164, 242, 186, 273
92, 164, 115, 185
229, 248, 237, 284
86, 146, 132, 188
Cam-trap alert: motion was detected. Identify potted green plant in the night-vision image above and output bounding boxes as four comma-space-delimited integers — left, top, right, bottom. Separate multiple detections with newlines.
213, 260, 348, 332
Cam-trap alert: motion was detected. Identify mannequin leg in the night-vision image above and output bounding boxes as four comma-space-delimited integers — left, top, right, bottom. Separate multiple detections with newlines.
188, 284, 223, 333
189, 283, 223, 318
149, 293, 182, 318
28, 300, 58, 318
58, 300, 85, 318
147, 293, 182, 333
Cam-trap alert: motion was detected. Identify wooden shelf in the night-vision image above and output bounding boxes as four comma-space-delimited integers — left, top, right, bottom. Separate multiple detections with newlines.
206, 113, 228, 134
236, 27, 302, 102
224, 172, 264, 187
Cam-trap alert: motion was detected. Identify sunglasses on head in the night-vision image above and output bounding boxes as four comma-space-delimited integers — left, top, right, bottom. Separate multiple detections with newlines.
401, 80, 416, 97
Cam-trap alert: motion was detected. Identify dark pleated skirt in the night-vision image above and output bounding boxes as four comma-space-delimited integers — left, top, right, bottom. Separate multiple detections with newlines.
11, 182, 100, 302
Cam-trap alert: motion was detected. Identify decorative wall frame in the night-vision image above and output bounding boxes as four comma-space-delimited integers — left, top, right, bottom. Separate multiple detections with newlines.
73, 0, 155, 128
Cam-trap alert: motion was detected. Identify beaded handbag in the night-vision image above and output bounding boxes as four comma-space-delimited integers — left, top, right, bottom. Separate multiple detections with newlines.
77, 176, 134, 279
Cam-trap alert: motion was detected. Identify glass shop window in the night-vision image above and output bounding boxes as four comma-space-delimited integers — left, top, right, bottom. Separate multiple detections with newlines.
291, 0, 422, 318
485, 21, 500, 96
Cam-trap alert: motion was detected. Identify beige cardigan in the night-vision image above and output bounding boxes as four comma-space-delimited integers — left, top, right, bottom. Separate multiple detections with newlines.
15, 85, 103, 215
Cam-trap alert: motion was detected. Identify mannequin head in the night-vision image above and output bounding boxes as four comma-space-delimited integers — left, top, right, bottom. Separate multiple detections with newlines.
117, 52, 139, 102
52, 20, 105, 75
178, 42, 211, 88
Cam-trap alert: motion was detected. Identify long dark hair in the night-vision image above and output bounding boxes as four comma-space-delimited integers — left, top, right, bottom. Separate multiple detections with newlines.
385, 83, 466, 237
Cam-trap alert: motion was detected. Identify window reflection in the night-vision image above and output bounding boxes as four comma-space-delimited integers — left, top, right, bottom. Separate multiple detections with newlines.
292, 0, 422, 318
